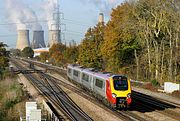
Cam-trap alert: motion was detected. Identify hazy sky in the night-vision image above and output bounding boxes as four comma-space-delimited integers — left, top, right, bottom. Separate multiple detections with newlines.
0, 0, 124, 48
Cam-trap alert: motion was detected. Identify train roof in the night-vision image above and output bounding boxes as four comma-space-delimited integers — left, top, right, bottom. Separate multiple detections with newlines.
68, 64, 84, 70
67, 64, 127, 79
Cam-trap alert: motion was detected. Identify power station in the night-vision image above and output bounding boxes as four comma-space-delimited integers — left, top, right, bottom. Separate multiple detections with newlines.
16, 28, 61, 50
16, 12, 104, 50
16, 30, 30, 50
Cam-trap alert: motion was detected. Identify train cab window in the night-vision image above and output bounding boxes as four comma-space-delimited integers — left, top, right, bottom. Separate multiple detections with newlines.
95, 78, 103, 89
113, 76, 128, 90
68, 68, 72, 74
82, 73, 89, 82
73, 70, 79, 77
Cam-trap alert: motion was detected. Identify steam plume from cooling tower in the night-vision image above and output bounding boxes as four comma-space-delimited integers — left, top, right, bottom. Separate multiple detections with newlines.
44, 0, 60, 30
5, 0, 42, 30
43, 0, 61, 47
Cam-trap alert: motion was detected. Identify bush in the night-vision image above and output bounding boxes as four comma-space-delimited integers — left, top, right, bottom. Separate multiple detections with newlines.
5, 98, 19, 110
171, 90, 180, 98
151, 79, 160, 86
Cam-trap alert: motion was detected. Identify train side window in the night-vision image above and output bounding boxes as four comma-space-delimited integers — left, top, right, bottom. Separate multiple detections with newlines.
73, 70, 79, 77
68, 68, 72, 74
95, 78, 103, 89
82, 73, 89, 82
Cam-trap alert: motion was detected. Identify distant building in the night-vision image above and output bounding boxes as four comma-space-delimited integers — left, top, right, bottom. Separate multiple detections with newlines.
31, 31, 46, 49
98, 13, 104, 24
33, 48, 49, 57
16, 30, 30, 50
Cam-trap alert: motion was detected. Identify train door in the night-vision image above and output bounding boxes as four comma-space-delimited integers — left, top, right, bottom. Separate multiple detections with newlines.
93, 77, 106, 97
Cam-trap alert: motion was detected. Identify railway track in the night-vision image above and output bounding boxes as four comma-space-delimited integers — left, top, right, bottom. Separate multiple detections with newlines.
12, 58, 180, 121
131, 91, 180, 120
11, 59, 92, 121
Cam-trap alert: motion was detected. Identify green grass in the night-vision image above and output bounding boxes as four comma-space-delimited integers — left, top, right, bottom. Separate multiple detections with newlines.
0, 77, 26, 120
5, 98, 19, 110
151, 79, 160, 87
10, 82, 18, 90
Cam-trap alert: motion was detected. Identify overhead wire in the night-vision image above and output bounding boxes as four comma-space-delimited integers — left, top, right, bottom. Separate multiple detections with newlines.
0, 18, 92, 42
0, 34, 17, 37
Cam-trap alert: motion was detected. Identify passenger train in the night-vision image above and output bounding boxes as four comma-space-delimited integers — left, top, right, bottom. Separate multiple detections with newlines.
67, 64, 132, 108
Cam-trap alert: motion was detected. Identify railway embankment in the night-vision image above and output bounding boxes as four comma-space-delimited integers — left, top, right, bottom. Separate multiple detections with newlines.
17, 73, 43, 103
0, 75, 28, 120
132, 86, 180, 106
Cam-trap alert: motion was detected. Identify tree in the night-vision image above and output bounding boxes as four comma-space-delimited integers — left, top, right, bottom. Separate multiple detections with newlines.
10, 49, 21, 57
101, 2, 140, 74
22, 47, 34, 58
64, 45, 79, 64
49, 43, 66, 66
0, 42, 9, 78
39, 52, 50, 63
78, 23, 105, 69
134, 0, 180, 82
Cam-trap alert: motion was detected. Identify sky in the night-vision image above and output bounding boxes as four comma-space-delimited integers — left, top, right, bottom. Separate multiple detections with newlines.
0, 0, 124, 48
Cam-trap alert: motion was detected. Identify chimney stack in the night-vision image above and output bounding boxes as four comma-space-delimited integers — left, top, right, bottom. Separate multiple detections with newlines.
16, 30, 30, 50
31, 31, 46, 49
98, 13, 104, 24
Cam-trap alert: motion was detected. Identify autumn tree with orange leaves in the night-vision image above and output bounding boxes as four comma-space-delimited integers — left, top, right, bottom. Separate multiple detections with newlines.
49, 43, 66, 66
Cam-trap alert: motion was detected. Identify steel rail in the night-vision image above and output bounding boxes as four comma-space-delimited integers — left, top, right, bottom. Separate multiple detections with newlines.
132, 91, 177, 109
38, 73, 93, 121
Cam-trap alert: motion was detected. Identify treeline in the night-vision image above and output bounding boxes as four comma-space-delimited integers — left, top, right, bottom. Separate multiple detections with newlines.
0, 42, 9, 79
11, 47, 34, 58
13, 0, 179, 83
39, 44, 78, 67
77, 0, 180, 83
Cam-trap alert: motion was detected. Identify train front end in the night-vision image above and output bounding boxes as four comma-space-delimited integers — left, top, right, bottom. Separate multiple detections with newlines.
106, 75, 132, 108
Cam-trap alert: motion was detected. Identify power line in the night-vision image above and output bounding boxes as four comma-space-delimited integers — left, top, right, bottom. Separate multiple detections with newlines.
0, 20, 48, 26
0, 34, 17, 37
0, 18, 92, 28
62, 18, 92, 27
0, 19, 91, 27
63, 29, 84, 35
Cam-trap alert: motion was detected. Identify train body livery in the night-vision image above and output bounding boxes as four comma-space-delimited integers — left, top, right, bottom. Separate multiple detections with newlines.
67, 64, 132, 108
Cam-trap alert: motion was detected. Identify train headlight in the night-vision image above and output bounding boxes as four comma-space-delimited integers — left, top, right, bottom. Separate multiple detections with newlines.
112, 93, 117, 98
127, 93, 131, 98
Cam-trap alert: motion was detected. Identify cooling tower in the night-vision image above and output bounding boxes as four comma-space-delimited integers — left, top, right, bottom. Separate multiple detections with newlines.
31, 31, 46, 49
98, 13, 104, 24
48, 30, 61, 47
16, 30, 30, 50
